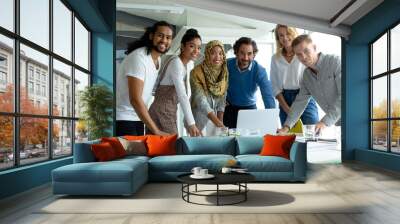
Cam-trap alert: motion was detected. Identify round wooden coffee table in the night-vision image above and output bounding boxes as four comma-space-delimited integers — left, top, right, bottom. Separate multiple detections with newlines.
177, 172, 255, 206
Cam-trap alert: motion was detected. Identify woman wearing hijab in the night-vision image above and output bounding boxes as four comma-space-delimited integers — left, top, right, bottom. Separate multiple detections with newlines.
148, 29, 202, 137
190, 40, 228, 136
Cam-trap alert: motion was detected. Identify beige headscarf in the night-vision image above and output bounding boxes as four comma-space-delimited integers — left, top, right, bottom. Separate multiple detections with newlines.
191, 40, 228, 97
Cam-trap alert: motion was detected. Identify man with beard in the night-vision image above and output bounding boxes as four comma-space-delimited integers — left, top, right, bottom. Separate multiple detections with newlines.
224, 37, 276, 128
116, 21, 174, 136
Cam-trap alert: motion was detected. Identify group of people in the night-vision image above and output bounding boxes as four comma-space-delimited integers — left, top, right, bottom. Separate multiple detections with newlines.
116, 21, 341, 137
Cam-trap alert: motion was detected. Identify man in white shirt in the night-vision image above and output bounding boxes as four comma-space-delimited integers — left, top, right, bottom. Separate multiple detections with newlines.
116, 21, 174, 136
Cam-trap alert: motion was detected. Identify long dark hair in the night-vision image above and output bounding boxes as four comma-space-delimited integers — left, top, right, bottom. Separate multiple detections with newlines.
125, 21, 173, 55
181, 28, 201, 45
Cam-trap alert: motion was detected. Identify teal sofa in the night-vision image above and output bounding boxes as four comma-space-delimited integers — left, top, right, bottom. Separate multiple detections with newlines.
52, 136, 307, 196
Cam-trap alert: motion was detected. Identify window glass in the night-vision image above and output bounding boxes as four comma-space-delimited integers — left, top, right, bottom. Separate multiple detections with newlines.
391, 24, 400, 70
75, 120, 88, 143
372, 77, 387, 119
53, 119, 72, 158
372, 34, 387, 76
53, 0, 72, 60
53, 59, 72, 117
0, 35, 14, 113
391, 72, 400, 118
372, 121, 388, 151
0, 0, 14, 31
74, 69, 89, 118
20, 44, 49, 115
0, 116, 13, 170
391, 120, 400, 153
74, 18, 89, 70
19, 117, 49, 165
20, 0, 49, 49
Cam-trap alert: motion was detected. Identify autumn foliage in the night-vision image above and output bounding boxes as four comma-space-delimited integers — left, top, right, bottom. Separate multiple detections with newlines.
0, 84, 59, 150
372, 99, 400, 140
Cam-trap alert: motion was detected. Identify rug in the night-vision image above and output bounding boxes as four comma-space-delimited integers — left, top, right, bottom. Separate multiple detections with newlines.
38, 183, 362, 214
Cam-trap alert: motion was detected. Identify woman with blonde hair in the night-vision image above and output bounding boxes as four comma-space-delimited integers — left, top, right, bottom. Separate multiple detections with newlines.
190, 40, 228, 136
270, 24, 318, 126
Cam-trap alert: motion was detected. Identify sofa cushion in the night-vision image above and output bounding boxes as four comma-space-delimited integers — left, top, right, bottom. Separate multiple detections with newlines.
260, 134, 296, 159
148, 154, 235, 172
146, 134, 178, 157
118, 137, 147, 156
91, 142, 118, 161
176, 137, 236, 155
236, 155, 293, 172
52, 158, 147, 183
101, 137, 127, 158
236, 136, 263, 155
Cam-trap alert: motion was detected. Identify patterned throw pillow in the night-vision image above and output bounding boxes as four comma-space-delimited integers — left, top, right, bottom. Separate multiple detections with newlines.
118, 137, 147, 156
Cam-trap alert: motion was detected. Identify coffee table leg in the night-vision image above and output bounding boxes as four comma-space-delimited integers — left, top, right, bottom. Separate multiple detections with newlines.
245, 183, 247, 201
217, 184, 219, 206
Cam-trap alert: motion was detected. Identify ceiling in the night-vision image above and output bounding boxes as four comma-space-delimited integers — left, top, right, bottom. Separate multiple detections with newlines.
116, 0, 383, 50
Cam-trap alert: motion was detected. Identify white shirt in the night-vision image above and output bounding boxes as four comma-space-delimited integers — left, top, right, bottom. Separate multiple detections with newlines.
159, 56, 195, 126
116, 47, 160, 121
270, 54, 305, 97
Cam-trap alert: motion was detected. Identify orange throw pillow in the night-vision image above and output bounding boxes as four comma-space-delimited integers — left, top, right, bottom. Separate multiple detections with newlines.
101, 137, 126, 158
91, 142, 117, 161
259, 134, 296, 159
124, 135, 148, 141
146, 134, 178, 157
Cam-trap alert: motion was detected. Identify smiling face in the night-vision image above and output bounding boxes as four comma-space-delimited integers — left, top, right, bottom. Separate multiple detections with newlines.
277, 27, 293, 50
150, 25, 173, 54
236, 43, 254, 70
209, 45, 224, 66
181, 37, 202, 61
293, 41, 319, 67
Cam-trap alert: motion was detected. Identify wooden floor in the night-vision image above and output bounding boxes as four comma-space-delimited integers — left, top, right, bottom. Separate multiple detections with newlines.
1, 162, 400, 224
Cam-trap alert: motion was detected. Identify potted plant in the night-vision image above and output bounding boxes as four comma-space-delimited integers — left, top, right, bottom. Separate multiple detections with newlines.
79, 84, 113, 140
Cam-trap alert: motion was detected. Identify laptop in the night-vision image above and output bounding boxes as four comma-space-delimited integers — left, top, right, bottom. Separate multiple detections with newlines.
236, 109, 280, 136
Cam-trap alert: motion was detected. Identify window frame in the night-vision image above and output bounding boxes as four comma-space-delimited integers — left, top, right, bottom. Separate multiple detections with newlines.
0, 0, 92, 171
370, 20, 400, 154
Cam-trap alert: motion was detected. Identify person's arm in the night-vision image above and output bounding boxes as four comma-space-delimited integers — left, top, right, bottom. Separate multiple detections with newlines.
257, 67, 276, 109
208, 112, 224, 127
170, 61, 201, 136
128, 77, 168, 135
215, 90, 226, 123
170, 60, 196, 126
320, 57, 341, 127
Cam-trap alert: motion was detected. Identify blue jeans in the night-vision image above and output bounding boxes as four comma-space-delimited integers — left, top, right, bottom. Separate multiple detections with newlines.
279, 89, 319, 125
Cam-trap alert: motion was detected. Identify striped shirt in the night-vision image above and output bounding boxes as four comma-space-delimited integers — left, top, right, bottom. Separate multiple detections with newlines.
284, 53, 341, 128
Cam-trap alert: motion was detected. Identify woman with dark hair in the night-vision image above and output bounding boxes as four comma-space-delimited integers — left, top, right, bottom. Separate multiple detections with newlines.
190, 40, 228, 136
116, 21, 174, 136
148, 29, 202, 136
